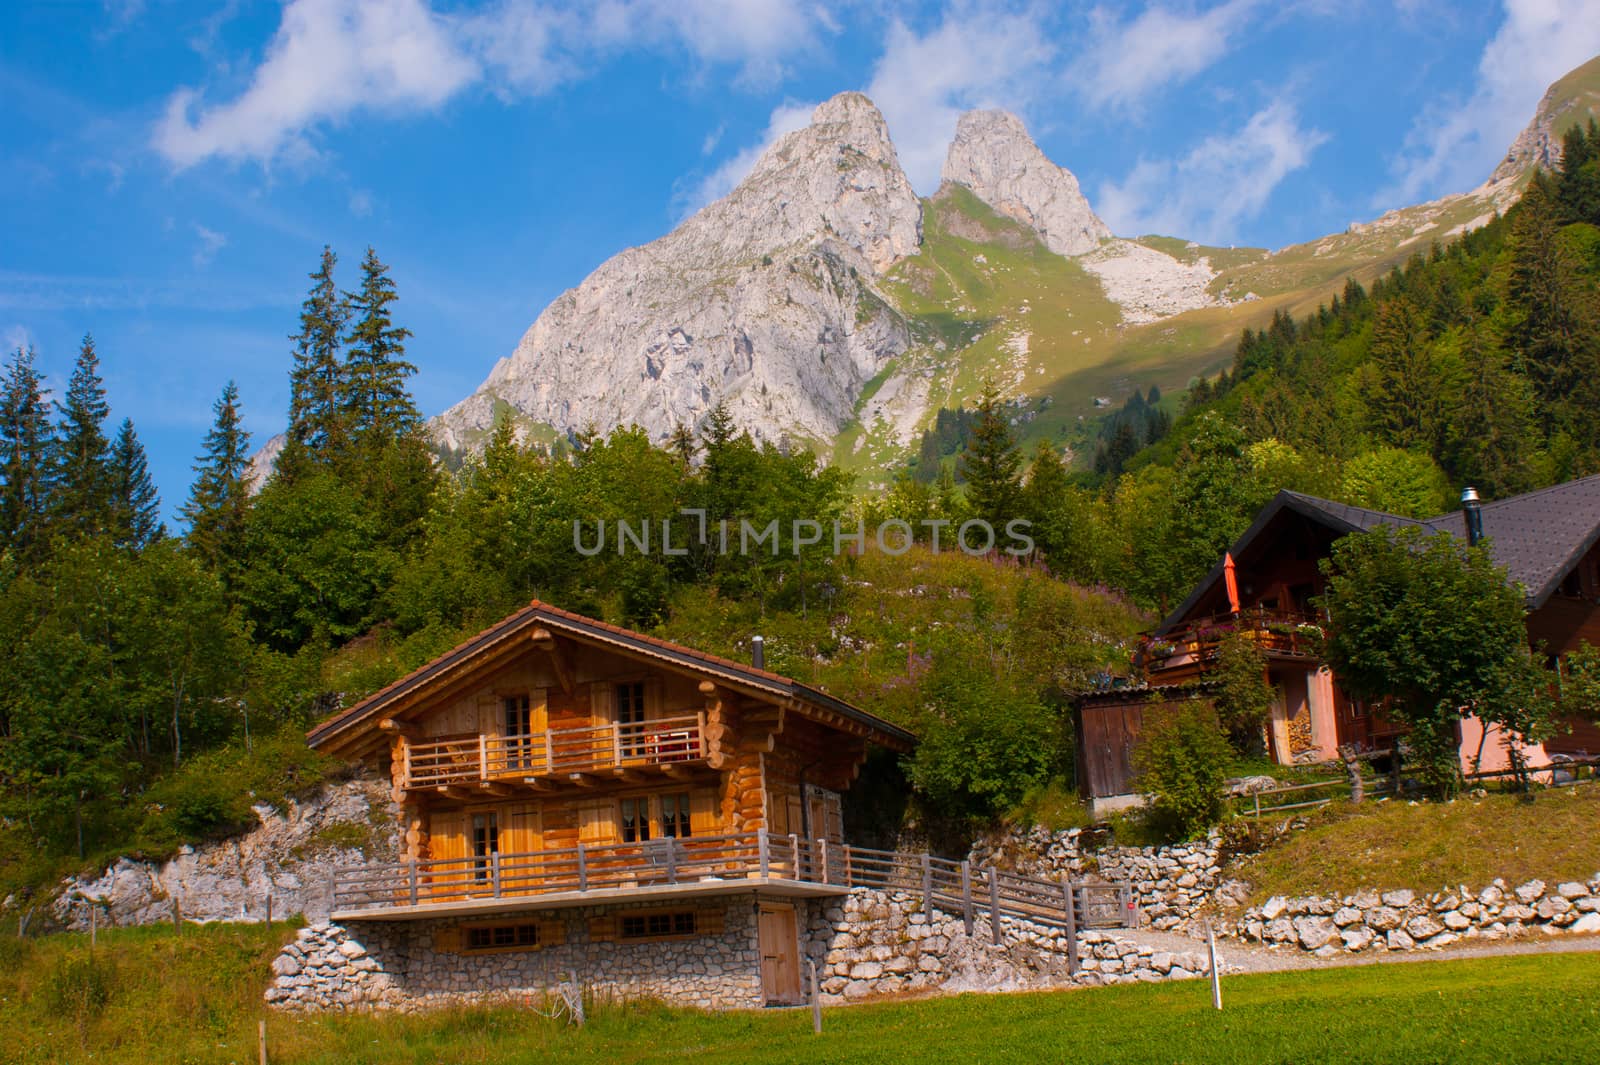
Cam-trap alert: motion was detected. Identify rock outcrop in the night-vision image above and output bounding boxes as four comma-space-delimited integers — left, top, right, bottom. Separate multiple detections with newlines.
1489, 54, 1600, 185
432, 92, 921, 453
941, 110, 1111, 258
51, 775, 397, 929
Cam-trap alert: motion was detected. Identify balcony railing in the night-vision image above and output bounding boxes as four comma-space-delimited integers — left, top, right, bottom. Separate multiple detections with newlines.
401, 713, 706, 789
328, 831, 1139, 947
1141, 609, 1323, 674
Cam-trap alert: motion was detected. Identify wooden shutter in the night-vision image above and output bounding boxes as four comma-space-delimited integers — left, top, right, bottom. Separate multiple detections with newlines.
500, 802, 542, 855
428, 811, 469, 861
477, 693, 501, 737
531, 687, 549, 732
432, 926, 462, 953
590, 682, 616, 725
577, 801, 616, 845
588, 915, 617, 942
538, 918, 566, 946
697, 907, 725, 935
689, 788, 719, 836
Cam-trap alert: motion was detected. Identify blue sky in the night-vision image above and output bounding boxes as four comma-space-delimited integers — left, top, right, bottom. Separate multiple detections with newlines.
3, 0, 1599, 522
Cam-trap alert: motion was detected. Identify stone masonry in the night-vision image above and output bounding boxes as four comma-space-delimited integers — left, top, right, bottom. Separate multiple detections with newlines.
970, 826, 1223, 931
1235, 874, 1600, 955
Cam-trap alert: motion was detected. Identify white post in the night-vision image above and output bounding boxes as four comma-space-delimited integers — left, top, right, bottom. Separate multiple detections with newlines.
1208, 922, 1222, 1010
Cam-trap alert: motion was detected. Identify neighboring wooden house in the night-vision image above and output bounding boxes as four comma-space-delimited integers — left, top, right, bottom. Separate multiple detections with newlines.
1124, 474, 1600, 777
306, 600, 914, 1007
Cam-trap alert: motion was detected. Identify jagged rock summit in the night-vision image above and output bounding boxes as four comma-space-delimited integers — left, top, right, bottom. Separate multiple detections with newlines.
434, 92, 921, 453
1491, 53, 1600, 185
941, 109, 1111, 258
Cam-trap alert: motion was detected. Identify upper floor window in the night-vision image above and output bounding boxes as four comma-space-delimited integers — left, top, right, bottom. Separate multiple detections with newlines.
620, 797, 650, 843
503, 694, 532, 737
660, 792, 692, 838
617, 681, 647, 756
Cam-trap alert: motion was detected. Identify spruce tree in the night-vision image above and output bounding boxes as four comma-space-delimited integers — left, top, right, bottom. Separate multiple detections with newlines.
343, 246, 419, 452
182, 381, 253, 574
53, 334, 113, 537
282, 246, 350, 477
0, 345, 56, 556
958, 380, 1022, 533
108, 418, 162, 548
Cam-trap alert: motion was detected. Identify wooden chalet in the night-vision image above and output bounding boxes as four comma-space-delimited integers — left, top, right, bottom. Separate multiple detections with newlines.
1139, 475, 1600, 768
307, 600, 913, 1004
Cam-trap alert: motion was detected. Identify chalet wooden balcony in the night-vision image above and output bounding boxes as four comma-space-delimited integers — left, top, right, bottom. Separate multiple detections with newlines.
329, 831, 1141, 938
1140, 609, 1323, 677
400, 713, 707, 790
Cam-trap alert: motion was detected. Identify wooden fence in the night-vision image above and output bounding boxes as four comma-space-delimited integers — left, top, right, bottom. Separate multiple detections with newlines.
329, 832, 1136, 972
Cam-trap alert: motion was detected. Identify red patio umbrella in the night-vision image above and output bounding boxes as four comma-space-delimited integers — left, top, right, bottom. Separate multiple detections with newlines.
1223, 551, 1240, 614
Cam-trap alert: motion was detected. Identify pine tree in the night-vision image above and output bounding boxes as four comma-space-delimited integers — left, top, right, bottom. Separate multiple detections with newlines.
958, 380, 1022, 533
108, 418, 162, 548
0, 346, 56, 556
53, 334, 113, 537
282, 246, 351, 477
182, 381, 252, 572
343, 247, 419, 452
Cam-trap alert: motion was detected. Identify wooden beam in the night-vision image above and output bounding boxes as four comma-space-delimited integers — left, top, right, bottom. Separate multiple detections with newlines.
519, 778, 555, 792
475, 781, 514, 797
436, 785, 475, 801
568, 772, 600, 788
530, 628, 575, 694
376, 717, 422, 738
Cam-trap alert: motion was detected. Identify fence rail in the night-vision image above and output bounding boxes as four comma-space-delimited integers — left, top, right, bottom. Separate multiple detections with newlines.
402, 713, 706, 788
329, 832, 1136, 959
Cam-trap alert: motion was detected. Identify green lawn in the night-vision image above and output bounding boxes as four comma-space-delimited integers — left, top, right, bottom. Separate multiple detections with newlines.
6, 921, 1599, 1064
1237, 786, 1600, 902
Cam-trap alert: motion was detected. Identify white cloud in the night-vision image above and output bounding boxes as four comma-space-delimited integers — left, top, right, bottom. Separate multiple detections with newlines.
3, 325, 31, 354
865, 8, 1057, 192
1384, 0, 1600, 204
153, 0, 833, 170
155, 0, 479, 169
192, 224, 228, 266
676, 100, 816, 216
349, 189, 374, 217
1071, 0, 1258, 112
1097, 101, 1329, 243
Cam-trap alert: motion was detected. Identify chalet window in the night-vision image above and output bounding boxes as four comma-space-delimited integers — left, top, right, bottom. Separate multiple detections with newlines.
503, 694, 534, 769
659, 792, 691, 838
619, 910, 697, 939
471, 812, 499, 881
464, 923, 541, 951
620, 797, 651, 843
617, 681, 647, 755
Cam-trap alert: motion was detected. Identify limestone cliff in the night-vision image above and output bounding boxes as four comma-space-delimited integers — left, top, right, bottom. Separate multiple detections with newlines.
940, 109, 1111, 258
433, 92, 922, 452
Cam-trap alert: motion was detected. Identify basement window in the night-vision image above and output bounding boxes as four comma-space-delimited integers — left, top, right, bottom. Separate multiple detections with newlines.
464, 923, 541, 952
620, 910, 697, 940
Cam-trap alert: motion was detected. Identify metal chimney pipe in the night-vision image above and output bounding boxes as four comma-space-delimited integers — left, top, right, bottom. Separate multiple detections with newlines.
1462, 487, 1484, 547
751, 635, 765, 670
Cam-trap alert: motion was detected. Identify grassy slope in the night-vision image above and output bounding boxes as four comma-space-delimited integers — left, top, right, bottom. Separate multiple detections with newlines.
8, 922, 1600, 1064
1236, 787, 1600, 902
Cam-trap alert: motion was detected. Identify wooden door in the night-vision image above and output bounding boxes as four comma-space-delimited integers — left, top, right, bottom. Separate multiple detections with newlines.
426, 810, 469, 902
757, 903, 802, 1005
500, 802, 542, 894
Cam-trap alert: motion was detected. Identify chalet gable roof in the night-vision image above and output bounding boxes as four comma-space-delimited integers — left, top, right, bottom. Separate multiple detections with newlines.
306, 600, 915, 757
1156, 474, 1600, 634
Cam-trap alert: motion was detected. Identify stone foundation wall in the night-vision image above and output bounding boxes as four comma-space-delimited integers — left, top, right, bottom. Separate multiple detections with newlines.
805, 889, 1212, 1002
1234, 875, 1600, 954
268, 896, 762, 1012
970, 827, 1223, 930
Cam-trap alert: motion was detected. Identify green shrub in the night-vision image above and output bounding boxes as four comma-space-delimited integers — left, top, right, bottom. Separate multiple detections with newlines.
1132, 698, 1232, 841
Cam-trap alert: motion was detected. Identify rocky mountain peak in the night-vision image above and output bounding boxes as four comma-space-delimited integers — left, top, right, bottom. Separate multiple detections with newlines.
941, 109, 1111, 257
1490, 54, 1600, 185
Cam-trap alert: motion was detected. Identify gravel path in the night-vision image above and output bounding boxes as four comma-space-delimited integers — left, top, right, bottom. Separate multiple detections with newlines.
1115, 927, 1600, 975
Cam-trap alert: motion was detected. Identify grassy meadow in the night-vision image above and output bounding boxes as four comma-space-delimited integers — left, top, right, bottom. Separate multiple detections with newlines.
5, 919, 1598, 1065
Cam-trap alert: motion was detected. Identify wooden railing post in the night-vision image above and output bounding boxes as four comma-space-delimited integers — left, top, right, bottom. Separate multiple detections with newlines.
492, 851, 502, 897
612, 724, 623, 768
401, 738, 412, 787
697, 709, 707, 759
758, 829, 770, 878
818, 839, 830, 885
665, 839, 678, 884
576, 843, 588, 892
788, 833, 800, 880
987, 867, 1001, 945
408, 860, 419, 906
478, 734, 489, 780
1063, 880, 1079, 975
960, 861, 974, 936
543, 730, 554, 775
920, 853, 933, 913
